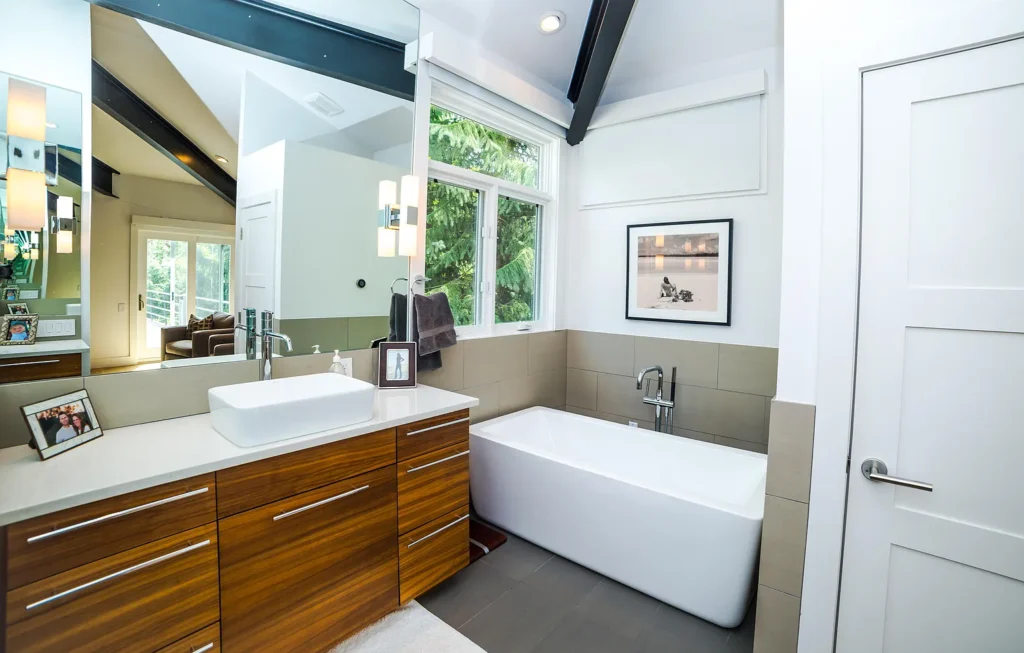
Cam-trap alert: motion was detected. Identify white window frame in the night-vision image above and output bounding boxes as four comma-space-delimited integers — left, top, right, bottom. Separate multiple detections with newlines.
427, 82, 560, 339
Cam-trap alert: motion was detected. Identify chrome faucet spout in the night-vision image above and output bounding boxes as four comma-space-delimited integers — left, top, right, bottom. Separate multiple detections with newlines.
636, 365, 664, 391
258, 310, 293, 380
265, 332, 294, 352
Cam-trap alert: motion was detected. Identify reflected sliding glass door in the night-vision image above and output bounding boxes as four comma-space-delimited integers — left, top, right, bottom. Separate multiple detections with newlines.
134, 229, 234, 362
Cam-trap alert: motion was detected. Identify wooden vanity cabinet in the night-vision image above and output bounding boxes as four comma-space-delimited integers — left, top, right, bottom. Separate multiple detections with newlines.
2, 410, 472, 652
0, 354, 81, 385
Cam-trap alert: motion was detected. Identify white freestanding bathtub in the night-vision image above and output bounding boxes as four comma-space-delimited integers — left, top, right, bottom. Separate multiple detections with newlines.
470, 407, 766, 628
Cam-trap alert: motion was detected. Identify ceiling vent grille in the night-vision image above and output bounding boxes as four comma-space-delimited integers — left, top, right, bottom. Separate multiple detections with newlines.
305, 92, 344, 117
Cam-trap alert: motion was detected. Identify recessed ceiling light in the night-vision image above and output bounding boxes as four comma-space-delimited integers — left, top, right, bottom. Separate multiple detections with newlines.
214, 155, 229, 164
46, 122, 58, 129
539, 11, 565, 34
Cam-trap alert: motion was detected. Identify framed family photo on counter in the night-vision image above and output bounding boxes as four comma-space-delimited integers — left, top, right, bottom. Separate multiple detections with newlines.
22, 390, 104, 460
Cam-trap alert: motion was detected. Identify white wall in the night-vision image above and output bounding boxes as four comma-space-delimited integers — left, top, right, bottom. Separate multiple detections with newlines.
779, 2, 1024, 652
278, 141, 408, 319
238, 72, 334, 156
0, 0, 92, 346
562, 48, 783, 348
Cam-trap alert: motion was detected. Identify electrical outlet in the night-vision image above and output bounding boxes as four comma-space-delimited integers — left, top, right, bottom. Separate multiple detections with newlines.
628, 421, 639, 428
339, 357, 353, 377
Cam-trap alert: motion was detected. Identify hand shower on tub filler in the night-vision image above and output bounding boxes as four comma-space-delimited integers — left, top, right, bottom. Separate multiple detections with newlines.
636, 365, 676, 433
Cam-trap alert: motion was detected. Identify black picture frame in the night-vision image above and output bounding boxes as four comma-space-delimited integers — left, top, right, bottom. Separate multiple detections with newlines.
377, 341, 417, 389
625, 218, 734, 326
22, 389, 104, 460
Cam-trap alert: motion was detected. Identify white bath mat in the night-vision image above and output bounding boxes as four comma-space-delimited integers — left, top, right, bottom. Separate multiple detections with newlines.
329, 601, 486, 653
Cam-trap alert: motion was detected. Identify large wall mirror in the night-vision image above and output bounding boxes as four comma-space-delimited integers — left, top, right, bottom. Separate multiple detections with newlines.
44, 1, 415, 379
0, 74, 84, 328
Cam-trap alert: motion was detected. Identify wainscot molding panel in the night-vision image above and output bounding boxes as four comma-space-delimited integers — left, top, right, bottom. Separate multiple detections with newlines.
579, 89, 767, 208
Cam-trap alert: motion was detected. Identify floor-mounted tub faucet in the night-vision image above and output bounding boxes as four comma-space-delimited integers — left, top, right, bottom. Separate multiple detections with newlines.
637, 365, 675, 433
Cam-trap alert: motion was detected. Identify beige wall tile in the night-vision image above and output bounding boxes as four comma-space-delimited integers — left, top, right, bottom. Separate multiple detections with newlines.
567, 331, 634, 376
528, 330, 567, 376
564, 405, 654, 430
719, 344, 779, 397
500, 368, 566, 414
85, 360, 257, 429
566, 368, 598, 410
350, 349, 374, 383
674, 385, 767, 442
633, 337, 719, 389
463, 334, 529, 388
766, 400, 816, 503
596, 372, 658, 423
463, 382, 503, 423
0, 377, 86, 449
419, 342, 465, 391
715, 436, 769, 454
672, 427, 714, 443
760, 496, 809, 597
754, 585, 800, 653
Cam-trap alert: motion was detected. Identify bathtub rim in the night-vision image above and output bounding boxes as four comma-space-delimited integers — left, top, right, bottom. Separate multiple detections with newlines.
470, 406, 766, 522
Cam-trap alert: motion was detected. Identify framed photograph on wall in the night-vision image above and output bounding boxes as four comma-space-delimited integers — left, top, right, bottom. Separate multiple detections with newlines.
22, 390, 103, 460
626, 219, 733, 326
0, 314, 39, 345
377, 342, 418, 389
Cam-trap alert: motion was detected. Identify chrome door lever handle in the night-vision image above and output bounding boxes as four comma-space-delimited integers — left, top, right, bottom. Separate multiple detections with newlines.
860, 458, 933, 492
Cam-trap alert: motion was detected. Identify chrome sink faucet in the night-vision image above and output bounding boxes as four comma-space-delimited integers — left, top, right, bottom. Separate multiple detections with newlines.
259, 310, 293, 381
637, 365, 675, 433
235, 308, 258, 360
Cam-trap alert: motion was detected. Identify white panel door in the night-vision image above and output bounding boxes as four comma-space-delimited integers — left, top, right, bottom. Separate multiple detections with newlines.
837, 38, 1024, 652
237, 193, 277, 322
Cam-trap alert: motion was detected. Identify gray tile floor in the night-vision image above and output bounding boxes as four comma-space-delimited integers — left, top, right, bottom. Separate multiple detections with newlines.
419, 529, 755, 653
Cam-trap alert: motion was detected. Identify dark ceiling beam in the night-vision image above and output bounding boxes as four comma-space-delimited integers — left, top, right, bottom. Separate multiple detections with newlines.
88, 0, 414, 101
92, 61, 237, 206
566, 0, 636, 146
57, 152, 120, 198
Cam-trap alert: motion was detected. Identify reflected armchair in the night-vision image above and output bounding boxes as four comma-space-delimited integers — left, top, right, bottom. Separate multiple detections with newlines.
161, 312, 235, 360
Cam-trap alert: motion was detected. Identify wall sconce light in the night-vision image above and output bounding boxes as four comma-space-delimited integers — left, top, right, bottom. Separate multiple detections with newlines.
51, 195, 76, 254
377, 176, 419, 257
2, 78, 58, 232
29, 244, 39, 260
3, 241, 17, 261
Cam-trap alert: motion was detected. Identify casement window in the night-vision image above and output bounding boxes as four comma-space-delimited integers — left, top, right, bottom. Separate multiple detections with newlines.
424, 86, 559, 337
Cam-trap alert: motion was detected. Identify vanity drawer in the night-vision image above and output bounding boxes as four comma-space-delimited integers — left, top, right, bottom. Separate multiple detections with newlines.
0, 353, 81, 384
219, 465, 398, 652
5, 523, 219, 653
397, 410, 469, 462
155, 622, 220, 653
216, 428, 396, 518
6, 473, 216, 590
397, 442, 470, 535
399, 506, 470, 604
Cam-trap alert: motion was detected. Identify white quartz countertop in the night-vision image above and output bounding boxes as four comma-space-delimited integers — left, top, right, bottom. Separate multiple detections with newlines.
0, 384, 478, 526
0, 338, 89, 359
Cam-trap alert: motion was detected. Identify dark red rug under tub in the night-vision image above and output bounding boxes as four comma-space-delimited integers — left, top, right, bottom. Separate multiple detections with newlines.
469, 518, 508, 563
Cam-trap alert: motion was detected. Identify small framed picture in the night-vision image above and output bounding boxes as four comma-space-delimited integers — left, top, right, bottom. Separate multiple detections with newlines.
22, 390, 103, 460
1, 314, 38, 345
2, 286, 19, 302
626, 219, 734, 326
7, 302, 30, 315
378, 342, 417, 389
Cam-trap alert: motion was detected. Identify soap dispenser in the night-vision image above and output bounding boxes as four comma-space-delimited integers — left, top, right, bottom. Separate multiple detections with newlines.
328, 350, 347, 375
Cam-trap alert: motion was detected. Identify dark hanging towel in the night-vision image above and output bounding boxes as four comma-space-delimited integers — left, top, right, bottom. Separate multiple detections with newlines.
387, 292, 408, 342
412, 292, 457, 372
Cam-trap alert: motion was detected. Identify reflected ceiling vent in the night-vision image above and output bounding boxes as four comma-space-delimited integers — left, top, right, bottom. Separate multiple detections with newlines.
305, 92, 344, 117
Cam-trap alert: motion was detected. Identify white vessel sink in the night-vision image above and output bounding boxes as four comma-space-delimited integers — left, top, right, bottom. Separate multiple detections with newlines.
209, 373, 375, 447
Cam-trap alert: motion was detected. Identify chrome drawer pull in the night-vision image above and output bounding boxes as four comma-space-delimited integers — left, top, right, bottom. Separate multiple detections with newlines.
191, 644, 214, 653
273, 485, 370, 521
24, 539, 211, 611
407, 450, 469, 473
0, 359, 61, 369
407, 514, 469, 548
405, 417, 469, 436
27, 487, 211, 543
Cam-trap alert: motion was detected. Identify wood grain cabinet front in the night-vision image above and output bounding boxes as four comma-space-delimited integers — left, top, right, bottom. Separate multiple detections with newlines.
154, 623, 220, 653
397, 441, 470, 535
4, 523, 220, 653
396, 410, 469, 462
5, 474, 216, 590
216, 428, 396, 519
219, 465, 399, 653
398, 506, 470, 604
0, 354, 81, 384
